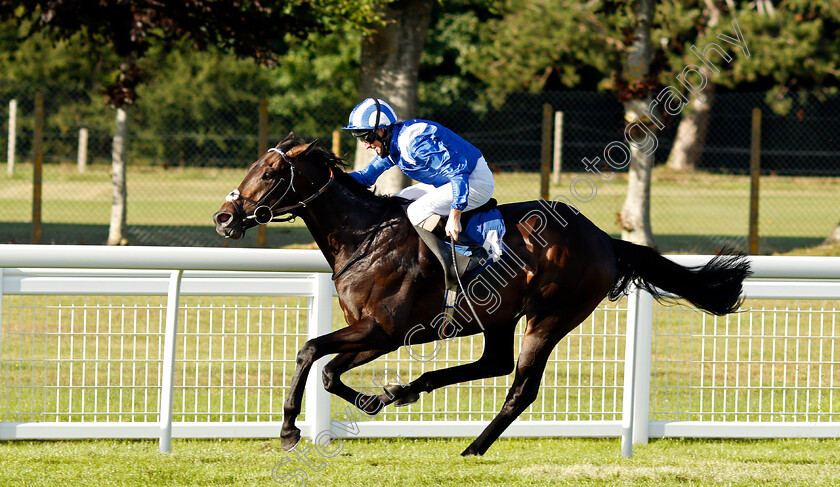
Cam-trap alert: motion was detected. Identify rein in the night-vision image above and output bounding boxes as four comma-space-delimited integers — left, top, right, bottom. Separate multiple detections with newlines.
224, 147, 334, 226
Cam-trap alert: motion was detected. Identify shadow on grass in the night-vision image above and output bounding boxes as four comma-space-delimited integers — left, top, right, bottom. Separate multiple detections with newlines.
0, 222, 316, 248
574, 232, 822, 256
1, 221, 824, 255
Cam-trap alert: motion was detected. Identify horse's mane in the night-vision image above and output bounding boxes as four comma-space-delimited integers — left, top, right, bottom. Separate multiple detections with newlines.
277, 134, 410, 210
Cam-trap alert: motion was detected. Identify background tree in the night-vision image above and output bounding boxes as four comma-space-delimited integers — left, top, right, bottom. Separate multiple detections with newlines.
664, 0, 721, 172
0, 0, 379, 244
461, 0, 663, 246
618, 0, 657, 246
460, 0, 839, 247
352, 0, 434, 195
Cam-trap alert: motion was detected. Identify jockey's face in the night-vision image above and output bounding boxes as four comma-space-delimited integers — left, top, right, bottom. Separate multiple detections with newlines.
362, 128, 385, 156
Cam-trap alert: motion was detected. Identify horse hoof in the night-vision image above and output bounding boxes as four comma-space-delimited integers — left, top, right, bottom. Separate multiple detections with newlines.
461, 446, 481, 457
357, 394, 384, 416
280, 429, 301, 451
393, 391, 420, 407
381, 384, 419, 407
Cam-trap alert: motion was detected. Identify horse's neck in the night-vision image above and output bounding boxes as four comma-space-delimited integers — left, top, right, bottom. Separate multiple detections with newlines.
300, 184, 398, 269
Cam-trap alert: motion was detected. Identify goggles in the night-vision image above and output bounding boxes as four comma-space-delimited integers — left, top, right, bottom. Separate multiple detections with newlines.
351, 129, 378, 143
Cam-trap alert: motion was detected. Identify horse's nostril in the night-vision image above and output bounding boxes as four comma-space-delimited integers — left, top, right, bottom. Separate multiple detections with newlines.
216, 213, 231, 224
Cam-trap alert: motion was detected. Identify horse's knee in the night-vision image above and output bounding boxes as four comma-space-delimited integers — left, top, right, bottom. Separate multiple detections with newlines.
296, 341, 317, 365
502, 383, 540, 415
322, 366, 338, 392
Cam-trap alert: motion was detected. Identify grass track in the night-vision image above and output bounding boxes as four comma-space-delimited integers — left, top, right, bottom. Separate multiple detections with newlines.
2, 437, 840, 486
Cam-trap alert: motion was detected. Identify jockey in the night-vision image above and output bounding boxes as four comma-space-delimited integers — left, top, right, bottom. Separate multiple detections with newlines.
343, 98, 496, 265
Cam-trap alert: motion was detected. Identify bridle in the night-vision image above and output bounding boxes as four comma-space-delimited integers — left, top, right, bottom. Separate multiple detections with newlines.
224, 147, 334, 227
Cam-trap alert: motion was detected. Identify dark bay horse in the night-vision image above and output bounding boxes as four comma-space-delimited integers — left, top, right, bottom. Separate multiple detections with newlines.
213, 134, 750, 456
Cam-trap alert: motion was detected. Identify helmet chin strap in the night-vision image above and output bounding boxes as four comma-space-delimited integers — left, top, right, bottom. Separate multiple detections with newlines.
366, 98, 392, 158
375, 126, 392, 158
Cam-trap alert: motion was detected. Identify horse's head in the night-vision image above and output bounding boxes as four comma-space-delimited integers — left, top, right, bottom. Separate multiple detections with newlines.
213, 133, 329, 239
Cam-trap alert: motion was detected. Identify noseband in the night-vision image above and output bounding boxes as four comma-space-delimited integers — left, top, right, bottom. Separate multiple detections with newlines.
224, 147, 334, 226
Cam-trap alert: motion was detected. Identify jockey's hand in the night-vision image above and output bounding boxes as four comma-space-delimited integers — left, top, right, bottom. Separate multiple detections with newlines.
446, 209, 462, 241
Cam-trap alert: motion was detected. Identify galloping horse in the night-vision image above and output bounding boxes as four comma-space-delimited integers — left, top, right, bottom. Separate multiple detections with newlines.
213, 134, 750, 456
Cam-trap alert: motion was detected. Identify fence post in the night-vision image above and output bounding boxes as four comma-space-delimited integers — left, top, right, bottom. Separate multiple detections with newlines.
540, 104, 553, 199
0, 268, 4, 344
748, 108, 761, 254
257, 99, 269, 248
159, 269, 184, 453
306, 273, 333, 440
552, 111, 564, 185
631, 289, 653, 445
621, 287, 638, 458
332, 130, 341, 157
31, 93, 44, 244
622, 285, 654, 457
77, 128, 88, 173
7, 99, 16, 176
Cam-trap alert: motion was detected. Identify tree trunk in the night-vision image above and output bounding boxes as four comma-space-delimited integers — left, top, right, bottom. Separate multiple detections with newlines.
666, 0, 721, 171
618, 0, 657, 247
354, 0, 434, 195
824, 221, 840, 245
107, 107, 128, 245
667, 79, 715, 171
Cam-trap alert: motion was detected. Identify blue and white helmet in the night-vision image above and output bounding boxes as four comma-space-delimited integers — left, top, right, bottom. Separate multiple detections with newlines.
343, 98, 398, 131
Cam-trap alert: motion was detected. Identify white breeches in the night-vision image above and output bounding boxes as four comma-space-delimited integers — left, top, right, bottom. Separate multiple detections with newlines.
396, 157, 495, 225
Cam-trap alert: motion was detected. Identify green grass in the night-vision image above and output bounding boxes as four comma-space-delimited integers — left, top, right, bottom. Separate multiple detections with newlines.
2, 163, 839, 253
1, 437, 840, 486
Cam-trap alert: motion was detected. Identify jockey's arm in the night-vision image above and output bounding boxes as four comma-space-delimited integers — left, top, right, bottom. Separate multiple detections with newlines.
348, 155, 394, 187
446, 171, 470, 240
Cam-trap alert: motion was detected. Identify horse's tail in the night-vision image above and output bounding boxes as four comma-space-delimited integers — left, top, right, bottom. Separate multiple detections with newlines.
608, 239, 751, 316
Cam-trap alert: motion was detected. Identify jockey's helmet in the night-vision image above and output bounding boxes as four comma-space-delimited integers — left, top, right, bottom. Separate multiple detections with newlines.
343, 98, 398, 142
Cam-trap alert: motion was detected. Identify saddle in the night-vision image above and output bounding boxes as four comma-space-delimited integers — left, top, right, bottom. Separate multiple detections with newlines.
412, 198, 497, 290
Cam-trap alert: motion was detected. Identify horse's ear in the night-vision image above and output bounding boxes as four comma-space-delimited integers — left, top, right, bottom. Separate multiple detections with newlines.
286, 140, 318, 159
278, 132, 295, 146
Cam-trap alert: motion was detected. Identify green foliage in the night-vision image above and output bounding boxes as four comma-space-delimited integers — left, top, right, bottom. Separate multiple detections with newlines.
460, 0, 628, 106
0, 0, 383, 106
461, 0, 840, 112
266, 28, 361, 137
134, 46, 274, 164
707, 1, 840, 114
0, 18, 361, 164
417, 1, 496, 111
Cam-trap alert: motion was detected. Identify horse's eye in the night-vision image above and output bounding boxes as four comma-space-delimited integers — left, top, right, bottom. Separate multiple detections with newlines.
262, 170, 276, 181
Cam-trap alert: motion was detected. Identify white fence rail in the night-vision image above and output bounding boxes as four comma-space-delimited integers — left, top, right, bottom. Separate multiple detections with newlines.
1, 244, 839, 456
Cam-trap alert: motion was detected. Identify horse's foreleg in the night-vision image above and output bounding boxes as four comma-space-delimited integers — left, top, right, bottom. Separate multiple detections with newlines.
461, 322, 560, 456
281, 320, 389, 451
384, 324, 517, 407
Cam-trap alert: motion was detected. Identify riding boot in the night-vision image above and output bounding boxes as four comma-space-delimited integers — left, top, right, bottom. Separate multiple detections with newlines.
417, 215, 490, 280
413, 219, 464, 290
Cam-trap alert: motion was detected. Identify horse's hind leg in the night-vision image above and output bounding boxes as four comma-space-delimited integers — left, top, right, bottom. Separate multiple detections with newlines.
382, 322, 517, 407
461, 316, 564, 456
322, 350, 391, 415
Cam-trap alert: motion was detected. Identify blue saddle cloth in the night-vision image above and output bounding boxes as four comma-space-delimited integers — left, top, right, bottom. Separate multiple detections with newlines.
451, 209, 506, 270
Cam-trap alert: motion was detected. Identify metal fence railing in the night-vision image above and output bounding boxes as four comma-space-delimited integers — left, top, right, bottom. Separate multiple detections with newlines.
2, 245, 840, 457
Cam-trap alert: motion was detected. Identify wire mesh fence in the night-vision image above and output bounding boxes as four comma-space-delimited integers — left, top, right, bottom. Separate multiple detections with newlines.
651, 299, 840, 423
4, 284, 839, 432
2, 84, 839, 253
